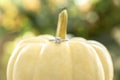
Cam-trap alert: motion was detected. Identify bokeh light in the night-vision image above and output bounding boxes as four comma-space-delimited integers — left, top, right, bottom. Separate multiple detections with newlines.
74, 0, 92, 12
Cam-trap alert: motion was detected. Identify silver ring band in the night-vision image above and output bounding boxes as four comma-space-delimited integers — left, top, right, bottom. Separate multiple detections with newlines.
49, 37, 68, 44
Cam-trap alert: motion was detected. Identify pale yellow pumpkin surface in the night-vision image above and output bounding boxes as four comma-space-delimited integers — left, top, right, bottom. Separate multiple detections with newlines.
7, 10, 113, 80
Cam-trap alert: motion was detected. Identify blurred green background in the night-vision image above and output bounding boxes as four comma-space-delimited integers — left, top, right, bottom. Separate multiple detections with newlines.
0, 0, 120, 80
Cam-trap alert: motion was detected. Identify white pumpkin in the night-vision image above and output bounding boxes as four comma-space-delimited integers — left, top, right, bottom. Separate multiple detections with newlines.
7, 10, 113, 80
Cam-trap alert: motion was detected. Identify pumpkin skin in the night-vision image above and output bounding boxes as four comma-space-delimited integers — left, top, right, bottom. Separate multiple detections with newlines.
7, 10, 113, 80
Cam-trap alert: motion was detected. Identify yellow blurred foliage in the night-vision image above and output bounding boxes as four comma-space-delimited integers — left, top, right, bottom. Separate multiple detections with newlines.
22, 0, 41, 12
0, 0, 20, 31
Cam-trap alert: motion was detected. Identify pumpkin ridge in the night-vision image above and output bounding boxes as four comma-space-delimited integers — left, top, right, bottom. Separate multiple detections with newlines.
7, 43, 27, 80
12, 45, 31, 80
13, 44, 42, 80
69, 40, 105, 80
31, 44, 44, 80
88, 41, 113, 80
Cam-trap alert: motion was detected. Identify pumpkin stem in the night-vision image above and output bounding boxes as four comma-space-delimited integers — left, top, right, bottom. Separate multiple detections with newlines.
56, 9, 68, 39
